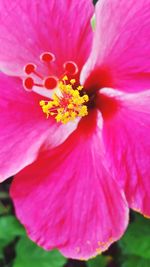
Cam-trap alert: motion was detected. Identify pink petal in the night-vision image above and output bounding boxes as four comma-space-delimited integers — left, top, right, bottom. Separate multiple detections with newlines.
100, 88, 150, 217
10, 111, 128, 260
81, 0, 150, 93
0, 73, 77, 182
0, 0, 94, 77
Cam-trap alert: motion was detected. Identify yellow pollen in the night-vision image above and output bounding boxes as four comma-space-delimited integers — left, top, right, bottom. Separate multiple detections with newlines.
39, 76, 89, 124
62, 75, 68, 81
70, 79, 76, 85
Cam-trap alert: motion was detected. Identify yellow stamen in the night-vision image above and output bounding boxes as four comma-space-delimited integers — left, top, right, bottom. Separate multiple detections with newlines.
40, 76, 89, 124
62, 75, 68, 81
70, 79, 76, 85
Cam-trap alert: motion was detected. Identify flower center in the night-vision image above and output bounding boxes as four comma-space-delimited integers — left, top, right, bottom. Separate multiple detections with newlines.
40, 76, 89, 124
23, 52, 89, 124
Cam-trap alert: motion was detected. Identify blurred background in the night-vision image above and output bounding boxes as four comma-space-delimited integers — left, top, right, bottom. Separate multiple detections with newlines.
0, 178, 150, 267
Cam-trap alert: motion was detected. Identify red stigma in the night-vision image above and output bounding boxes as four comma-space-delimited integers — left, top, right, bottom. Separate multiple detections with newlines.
64, 61, 78, 75
23, 52, 79, 93
24, 63, 36, 75
23, 77, 34, 90
44, 76, 58, 90
40, 52, 55, 62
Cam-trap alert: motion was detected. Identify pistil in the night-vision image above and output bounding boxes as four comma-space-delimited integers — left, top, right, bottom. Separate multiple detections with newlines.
23, 52, 89, 124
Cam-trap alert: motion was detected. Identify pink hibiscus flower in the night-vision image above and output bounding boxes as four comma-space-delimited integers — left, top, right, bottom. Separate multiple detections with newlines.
0, 0, 150, 260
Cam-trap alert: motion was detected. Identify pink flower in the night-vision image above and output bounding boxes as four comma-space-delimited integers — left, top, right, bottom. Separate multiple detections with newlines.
0, 0, 150, 260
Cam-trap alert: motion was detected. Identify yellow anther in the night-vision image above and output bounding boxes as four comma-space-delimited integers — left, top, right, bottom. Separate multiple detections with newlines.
56, 113, 62, 122
47, 102, 54, 109
77, 85, 84, 91
70, 79, 76, 85
70, 111, 76, 118
39, 100, 46, 106
62, 75, 68, 81
83, 95, 89, 102
68, 103, 74, 109
72, 90, 79, 97
64, 111, 69, 117
40, 75, 89, 124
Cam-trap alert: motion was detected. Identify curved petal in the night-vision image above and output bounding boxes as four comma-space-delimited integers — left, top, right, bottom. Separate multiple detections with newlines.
100, 88, 150, 217
10, 111, 128, 260
81, 0, 150, 93
0, 73, 77, 182
0, 0, 94, 77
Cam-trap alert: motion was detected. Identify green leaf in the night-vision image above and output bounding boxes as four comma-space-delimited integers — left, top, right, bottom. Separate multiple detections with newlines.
13, 237, 67, 267
119, 213, 150, 259
0, 243, 5, 259
0, 215, 25, 243
0, 202, 11, 215
87, 254, 107, 267
121, 256, 150, 267
0, 215, 25, 261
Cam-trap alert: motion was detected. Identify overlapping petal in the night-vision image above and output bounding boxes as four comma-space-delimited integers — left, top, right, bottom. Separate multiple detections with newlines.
10, 111, 128, 259
100, 88, 150, 217
0, 0, 94, 77
0, 73, 77, 181
81, 0, 150, 93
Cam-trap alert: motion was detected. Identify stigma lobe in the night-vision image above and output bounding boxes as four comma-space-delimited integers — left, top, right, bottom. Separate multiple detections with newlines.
23, 52, 79, 92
